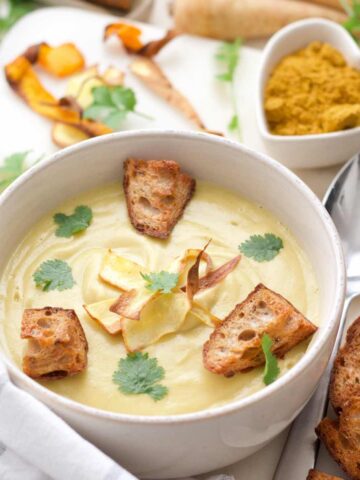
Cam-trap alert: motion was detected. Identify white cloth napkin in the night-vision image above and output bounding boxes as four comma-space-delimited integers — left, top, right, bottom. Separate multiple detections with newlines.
0, 359, 137, 480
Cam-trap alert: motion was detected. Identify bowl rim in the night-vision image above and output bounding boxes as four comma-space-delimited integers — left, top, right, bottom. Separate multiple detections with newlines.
256, 18, 360, 142
0, 129, 346, 425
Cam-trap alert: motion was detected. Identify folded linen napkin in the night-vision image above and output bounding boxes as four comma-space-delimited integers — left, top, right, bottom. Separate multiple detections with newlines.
0, 359, 137, 480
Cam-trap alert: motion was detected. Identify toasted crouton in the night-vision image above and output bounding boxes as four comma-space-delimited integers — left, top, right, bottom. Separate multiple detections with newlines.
316, 408, 360, 480
123, 158, 196, 239
21, 307, 88, 379
339, 398, 360, 449
330, 317, 360, 414
203, 283, 317, 377
307, 469, 344, 480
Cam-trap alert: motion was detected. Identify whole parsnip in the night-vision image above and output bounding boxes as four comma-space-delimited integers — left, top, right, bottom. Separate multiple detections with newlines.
174, 0, 346, 40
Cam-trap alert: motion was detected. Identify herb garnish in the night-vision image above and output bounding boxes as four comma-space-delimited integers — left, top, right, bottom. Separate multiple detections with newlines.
113, 352, 168, 401
0, 151, 41, 193
239, 233, 283, 262
0, 0, 36, 37
261, 334, 280, 386
215, 37, 242, 139
83, 85, 150, 130
341, 0, 360, 42
141, 271, 179, 294
54, 205, 93, 238
33, 259, 75, 292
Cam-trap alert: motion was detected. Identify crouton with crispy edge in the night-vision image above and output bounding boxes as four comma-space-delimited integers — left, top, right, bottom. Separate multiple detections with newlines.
316, 399, 360, 480
330, 317, 360, 414
123, 158, 196, 239
203, 283, 317, 377
21, 307, 88, 379
307, 470, 344, 480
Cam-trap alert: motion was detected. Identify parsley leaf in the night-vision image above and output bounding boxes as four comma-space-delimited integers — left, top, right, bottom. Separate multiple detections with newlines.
261, 334, 280, 386
141, 271, 179, 294
83, 85, 149, 130
215, 38, 242, 139
239, 233, 284, 262
0, 151, 38, 193
33, 259, 75, 292
113, 352, 168, 401
54, 205, 93, 238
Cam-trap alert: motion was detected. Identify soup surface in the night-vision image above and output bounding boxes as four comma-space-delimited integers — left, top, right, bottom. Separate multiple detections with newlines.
0, 181, 319, 415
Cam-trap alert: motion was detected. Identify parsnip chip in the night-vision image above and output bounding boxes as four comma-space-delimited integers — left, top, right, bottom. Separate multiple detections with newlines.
102, 66, 125, 86
104, 22, 143, 51
99, 250, 146, 290
52, 123, 90, 148
130, 57, 207, 130
37, 43, 85, 77
186, 241, 211, 301
122, 292, 190, 351
190, 302, 221, 327
83, 298, 122, 334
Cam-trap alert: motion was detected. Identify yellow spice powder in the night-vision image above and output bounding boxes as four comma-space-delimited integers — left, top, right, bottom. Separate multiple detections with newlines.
264, 42, 360, 135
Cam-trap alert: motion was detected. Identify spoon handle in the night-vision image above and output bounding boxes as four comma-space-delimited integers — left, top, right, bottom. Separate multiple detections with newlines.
273, 296, 353, 480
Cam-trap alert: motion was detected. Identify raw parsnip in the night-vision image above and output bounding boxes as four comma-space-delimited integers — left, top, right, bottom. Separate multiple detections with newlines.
173, 0, 346, 40
301, 0, 347, 10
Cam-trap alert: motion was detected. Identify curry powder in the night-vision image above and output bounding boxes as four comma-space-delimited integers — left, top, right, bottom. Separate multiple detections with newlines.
264, 42, 360, 135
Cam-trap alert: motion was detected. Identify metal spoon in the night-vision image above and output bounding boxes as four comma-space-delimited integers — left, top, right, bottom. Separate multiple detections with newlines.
273, 153, 360, 480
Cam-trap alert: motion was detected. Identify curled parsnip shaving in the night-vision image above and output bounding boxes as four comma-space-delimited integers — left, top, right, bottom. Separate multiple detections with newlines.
130, 57, 211, 131
121, 292, 190, 352
184, 254, 241, 297
110, 287, 155, 320
190, 302, 221, 327
83, 298, 122, 334
186, 242, 210, 302
104, 22, 178, 56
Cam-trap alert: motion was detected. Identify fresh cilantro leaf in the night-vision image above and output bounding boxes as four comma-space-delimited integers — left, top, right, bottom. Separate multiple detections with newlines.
54, 205, 93, 238
0, 0, 36, 36
215, 38, 242, 139
0, 151, 32, 192
261, 334, 280, 386
33, 259, 75, 292
140, 271, 179, 294
83, 86, 143, 130
239, 233, 284, 262
113, 352, 168, 401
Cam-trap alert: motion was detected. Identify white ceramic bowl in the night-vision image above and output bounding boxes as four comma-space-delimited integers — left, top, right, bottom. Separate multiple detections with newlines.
0, 131, 345, 478
257, 19, 360, 169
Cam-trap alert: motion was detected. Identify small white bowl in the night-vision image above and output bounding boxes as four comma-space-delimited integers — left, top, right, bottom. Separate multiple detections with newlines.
256, 19, 360, 169
0, 131, 345, 478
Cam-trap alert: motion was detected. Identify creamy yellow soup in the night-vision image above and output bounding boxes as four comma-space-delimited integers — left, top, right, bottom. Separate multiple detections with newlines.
0, 181, 319, 415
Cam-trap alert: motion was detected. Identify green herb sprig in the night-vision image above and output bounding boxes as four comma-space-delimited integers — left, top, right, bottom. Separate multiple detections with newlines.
0, 0, 36, 37
33, 259, 75, 292
54, 205, 93, 238
215, 37, 242, 139
141, 271, 179, 294
239, 233, 283, 262
0, 151, 41, 193
341, 0, 360, 41
261, 334, 280, 386
83, 85, 151, 130
113, 352, 168, 401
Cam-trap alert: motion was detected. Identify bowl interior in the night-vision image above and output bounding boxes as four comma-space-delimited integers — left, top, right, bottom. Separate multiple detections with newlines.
257, 19, 360, 140
0, 131, 344, 417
